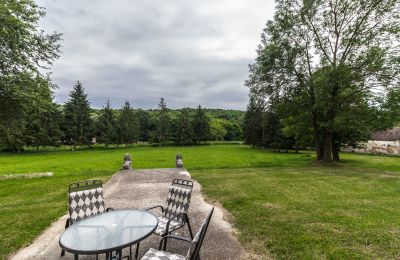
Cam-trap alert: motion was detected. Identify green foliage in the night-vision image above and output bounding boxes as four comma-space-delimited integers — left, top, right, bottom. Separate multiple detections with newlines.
156, 97, 170, 145
209, 119, 227, 141
63, 82, 92, 147
136, 109, 152, 142
97, 100, 117, 147
0, 1, 61, 152
192, 105, 210, 143
246, 0, 400, 161
117, 101, 138, 146
175, 108, 194, 145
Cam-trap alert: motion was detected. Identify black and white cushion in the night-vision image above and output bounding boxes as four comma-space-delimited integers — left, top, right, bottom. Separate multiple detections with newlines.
141, 248, 186, 260
165, 186, 191, 223
68, 187, 105, 222
155, 216, 184, 235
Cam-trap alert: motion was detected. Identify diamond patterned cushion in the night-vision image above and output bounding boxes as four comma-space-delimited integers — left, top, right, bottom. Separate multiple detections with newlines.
165, 186, 191, 223
68, 187, 105, 222
154, 216, 184, 235
141, 248, 186, 260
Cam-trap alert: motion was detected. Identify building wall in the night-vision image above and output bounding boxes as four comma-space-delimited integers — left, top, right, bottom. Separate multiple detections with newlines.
344, 140, 400, 155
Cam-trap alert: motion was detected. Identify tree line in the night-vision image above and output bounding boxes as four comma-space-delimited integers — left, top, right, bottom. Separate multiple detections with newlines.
0, 80, 244, 152
61, 81, 243, 148
244, 0, 400, 161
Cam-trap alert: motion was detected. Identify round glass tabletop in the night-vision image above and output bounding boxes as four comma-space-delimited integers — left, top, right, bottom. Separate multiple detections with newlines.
59, 209, 158, 254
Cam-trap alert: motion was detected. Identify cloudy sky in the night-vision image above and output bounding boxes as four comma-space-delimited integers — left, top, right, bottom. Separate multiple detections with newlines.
37, 1, 275, 110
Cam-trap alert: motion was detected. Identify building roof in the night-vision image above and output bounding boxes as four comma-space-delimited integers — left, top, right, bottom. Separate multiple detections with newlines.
371, 127, 400, 141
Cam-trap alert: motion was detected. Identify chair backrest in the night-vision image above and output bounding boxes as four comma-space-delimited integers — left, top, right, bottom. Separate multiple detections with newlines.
187, 207, 214, 260
165, 179, 193, 223
68, 180, 105, 223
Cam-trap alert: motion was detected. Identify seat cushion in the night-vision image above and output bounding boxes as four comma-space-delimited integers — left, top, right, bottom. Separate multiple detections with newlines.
154, 216, 184, 235
141, 248, 186, 260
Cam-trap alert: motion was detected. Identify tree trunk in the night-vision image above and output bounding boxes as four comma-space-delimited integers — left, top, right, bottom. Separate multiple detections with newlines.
332, 142, 340, 161
323, 131, 333, 162
312, 111, 324, 160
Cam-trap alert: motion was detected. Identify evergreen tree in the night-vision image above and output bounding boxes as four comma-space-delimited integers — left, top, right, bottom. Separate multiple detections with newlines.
63, 81, 92, 148
157, 97, 170, 145
175, 108, 194, 145
97, 100, 116, 148
118, 101, 138, 146
137, 109, 152, 142
192, 105, 210, 143
244, 96, 263, 148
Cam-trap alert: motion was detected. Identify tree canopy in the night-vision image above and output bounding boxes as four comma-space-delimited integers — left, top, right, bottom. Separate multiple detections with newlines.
246, 0, 400, 161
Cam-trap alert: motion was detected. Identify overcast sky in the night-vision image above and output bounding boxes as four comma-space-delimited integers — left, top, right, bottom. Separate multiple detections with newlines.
37, 0, 275, 110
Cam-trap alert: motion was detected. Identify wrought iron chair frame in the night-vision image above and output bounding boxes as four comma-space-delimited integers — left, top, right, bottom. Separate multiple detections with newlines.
145, 178, 194, 250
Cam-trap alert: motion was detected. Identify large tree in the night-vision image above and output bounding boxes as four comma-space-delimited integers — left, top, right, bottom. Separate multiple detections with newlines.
118, 101, 138, 146
247, 0, 400, 161
63, 82, 93, 148
0, 0, 61, 151
192, 105, 210, 143
156, 97, 170, 145
175, 108, 194, 145
97, 100, 117, 148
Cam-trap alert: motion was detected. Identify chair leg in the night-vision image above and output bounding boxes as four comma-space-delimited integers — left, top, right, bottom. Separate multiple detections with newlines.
61, 219, 70, 257
186, 216, 194, 239
163, 232, 171, 251
135, 242, 140, 259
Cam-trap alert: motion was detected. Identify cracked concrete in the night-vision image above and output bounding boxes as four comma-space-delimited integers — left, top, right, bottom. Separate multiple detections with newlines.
10, 168, 249, 260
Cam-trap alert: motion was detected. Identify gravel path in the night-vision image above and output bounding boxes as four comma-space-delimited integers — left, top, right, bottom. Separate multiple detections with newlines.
11, 168, 249, 260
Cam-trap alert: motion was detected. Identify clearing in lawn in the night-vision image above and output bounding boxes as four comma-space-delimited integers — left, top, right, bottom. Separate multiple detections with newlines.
1, 145, 400, 259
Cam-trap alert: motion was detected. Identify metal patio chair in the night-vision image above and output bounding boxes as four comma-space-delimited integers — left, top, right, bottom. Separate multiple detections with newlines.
61, 179, 114, 257
145, 179, 194, 250
140, 207, 214, 260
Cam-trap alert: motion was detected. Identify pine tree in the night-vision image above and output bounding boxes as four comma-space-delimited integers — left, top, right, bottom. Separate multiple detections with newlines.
176, 108, 194, 145
137, 109, 152, 142
97, 100, 116, 148
157, 97, 170, 146
244, 96, 263, 148
192, 105, 210, 143
63, 81, 92, 148
118, 101, 138, 146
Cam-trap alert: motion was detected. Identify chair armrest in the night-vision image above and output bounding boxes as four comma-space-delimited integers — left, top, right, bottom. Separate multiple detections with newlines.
159, 235, 192, 250
106, 207, 114, 212
143, 205, 164, 213
164, 213, 185, 234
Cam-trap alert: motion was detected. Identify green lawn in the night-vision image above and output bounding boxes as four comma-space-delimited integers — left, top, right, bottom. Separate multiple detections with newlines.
0, 145, 399, 259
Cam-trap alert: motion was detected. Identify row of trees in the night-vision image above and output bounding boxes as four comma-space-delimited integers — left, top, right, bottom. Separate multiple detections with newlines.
1, 80, 244, 151
59, 82, 243, 148
244, 0, 400, 161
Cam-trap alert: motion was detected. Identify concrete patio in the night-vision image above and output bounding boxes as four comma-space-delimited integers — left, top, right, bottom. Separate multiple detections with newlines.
11, 168, 249, 260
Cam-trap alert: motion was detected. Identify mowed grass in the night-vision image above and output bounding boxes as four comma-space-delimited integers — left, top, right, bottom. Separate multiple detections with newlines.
192, 166, 400, 259
0, 145, 399, 259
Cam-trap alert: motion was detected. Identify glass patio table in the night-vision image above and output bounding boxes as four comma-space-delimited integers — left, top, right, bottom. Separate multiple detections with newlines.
59, 209, 158, 260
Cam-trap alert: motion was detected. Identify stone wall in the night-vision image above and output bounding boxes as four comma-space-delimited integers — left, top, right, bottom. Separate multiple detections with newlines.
344, 140, 400, 155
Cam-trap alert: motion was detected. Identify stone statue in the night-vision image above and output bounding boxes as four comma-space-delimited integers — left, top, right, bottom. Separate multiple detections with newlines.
176, 154, 183, 168
122, 153, 132, 170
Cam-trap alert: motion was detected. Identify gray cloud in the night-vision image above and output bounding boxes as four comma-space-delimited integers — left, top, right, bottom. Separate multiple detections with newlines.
38, 0, 275, 110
